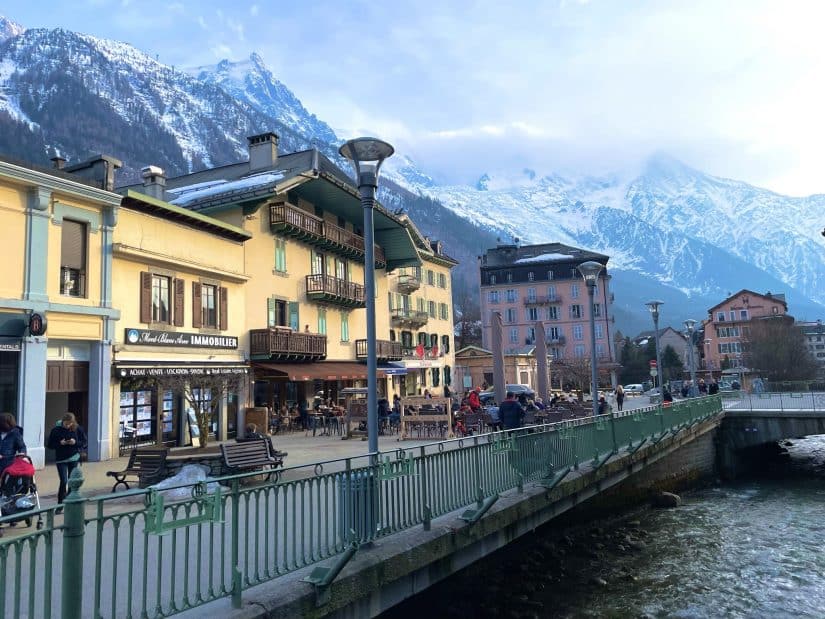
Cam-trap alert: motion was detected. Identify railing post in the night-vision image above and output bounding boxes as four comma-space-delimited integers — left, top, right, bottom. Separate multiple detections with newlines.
61, 467, 87, 619
419, 446, 431, 531
610, 412, 618, 455
230, 478, 242, 609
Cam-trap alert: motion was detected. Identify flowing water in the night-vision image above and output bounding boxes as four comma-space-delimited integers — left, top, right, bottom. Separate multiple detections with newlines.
384, 436, 825, 618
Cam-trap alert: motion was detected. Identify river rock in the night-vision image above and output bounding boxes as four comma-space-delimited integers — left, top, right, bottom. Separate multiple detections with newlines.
627, 539, 647, 551
652, 491, 682, 508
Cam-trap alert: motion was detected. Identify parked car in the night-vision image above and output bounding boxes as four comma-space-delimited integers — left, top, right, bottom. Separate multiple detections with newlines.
624, 384, 645, 395
478, 384, 536, 405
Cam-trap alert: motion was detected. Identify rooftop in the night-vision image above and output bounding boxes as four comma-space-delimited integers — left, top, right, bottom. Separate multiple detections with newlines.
481, 242, 609, 268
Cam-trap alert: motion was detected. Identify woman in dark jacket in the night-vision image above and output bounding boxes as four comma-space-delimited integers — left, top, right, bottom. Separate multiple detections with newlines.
0, 412, 26, 473
47, 413, 87, 504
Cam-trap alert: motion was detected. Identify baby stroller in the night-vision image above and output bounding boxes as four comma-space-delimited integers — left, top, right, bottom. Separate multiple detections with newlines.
0, 455, 42, 536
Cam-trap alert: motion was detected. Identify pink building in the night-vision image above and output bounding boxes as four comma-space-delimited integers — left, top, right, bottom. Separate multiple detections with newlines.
479, 242, 616, 385
700, 289, 789, 376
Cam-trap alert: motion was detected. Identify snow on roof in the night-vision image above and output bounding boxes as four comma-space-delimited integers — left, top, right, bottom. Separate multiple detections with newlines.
514, 252, 572, 264
168, 172, 285, 206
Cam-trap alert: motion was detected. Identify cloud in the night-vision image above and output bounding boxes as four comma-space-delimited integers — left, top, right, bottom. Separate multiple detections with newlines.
250, 4, 258, 17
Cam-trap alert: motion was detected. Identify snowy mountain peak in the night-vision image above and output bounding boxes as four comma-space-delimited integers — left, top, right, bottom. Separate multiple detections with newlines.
0, 16, 25, 43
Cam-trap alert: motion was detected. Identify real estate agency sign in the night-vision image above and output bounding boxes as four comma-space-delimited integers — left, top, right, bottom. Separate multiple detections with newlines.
125, 328, 238, 350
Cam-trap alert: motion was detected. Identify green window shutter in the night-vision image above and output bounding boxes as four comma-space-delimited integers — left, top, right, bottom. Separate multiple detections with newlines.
288, 302, 299, 331
341, 313, 349, 342
318, 308, 327, 335
267, 297, 276, 327
274, 239, 286, 272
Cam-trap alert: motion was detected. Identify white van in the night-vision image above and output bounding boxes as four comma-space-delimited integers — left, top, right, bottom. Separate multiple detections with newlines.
623, 384, 645, 395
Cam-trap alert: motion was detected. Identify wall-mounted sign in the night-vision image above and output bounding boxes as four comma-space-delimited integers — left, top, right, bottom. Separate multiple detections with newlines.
0, 338, 21, 352
117, 365, 248, 379
125, 328, 238, 349
29, 313, 47, 337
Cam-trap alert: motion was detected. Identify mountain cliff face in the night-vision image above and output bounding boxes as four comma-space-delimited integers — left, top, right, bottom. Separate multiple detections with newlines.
0, 14, 822, 334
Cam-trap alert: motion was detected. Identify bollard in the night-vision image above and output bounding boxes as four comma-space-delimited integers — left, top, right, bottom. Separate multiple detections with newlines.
61, 467, 86, 619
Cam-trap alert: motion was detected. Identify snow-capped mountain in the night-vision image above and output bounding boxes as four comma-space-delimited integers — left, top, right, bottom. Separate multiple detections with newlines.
0, 13, 822, 334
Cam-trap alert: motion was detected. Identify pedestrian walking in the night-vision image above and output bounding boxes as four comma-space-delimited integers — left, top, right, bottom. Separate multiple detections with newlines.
615, 385, 625, 412
499, 392, 524, 430
47, 413, 87, 504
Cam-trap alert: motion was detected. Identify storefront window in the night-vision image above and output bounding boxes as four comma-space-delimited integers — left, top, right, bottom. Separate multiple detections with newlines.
119, 385, 156, 454
161, 389, 176, 445
0, 351, 19, 415
191, 387, 216, 435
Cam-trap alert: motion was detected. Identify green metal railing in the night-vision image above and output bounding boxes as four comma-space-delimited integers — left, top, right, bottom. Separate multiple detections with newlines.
0, 395, 722, 618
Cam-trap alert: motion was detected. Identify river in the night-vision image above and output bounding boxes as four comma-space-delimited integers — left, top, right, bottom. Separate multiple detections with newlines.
383, 436, 825, 619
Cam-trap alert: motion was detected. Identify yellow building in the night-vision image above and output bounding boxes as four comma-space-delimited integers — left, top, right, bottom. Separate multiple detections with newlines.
124, 134, 421, 415
109, 182, 251, 454
388, 217, 458, 396
0, 154, 121, 466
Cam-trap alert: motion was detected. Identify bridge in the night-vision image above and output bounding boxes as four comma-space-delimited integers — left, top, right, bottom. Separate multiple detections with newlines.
8, 393, 824, 618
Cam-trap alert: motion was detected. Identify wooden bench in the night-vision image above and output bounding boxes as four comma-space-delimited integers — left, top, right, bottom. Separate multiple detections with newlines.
221, 438, 286, 476
107, 447, 168, 492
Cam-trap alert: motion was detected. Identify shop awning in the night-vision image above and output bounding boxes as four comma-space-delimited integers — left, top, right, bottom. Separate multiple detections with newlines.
113, 361, 248, 379
378, 362, 407, 376
252, 361, 371, 381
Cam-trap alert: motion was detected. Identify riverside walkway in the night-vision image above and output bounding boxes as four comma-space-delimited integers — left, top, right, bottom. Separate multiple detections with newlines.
1, 396, 724, 618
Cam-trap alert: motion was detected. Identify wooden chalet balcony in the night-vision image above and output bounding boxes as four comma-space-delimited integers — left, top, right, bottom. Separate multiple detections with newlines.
390, 308, 429, 329
523, 295, 563, 306
396, 273, 421, 294
270, 202, 386, 266
249, 328, 327, 360
402, 346, 442, 360
305, 274, 366, 308
355, 339, 403, 361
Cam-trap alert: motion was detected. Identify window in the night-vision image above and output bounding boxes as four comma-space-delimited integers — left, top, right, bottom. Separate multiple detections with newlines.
551, 347, 563, 360
274, 238, 287, 272
428, 301, 436, 317
417, 297, 425, 313
152, 275, 170, 323
729, 310, 736, 321
595, 324, 604, 339
192, 283, 227, 330
573, 324, 583, 340
488, 290, 500, 303
201, 284, 217, 328
418, 332, 428, 346
438, 273, 447, 288
444, 365, 452, 386
593, 303, 602, 318
527, 307, 539, 321
431, 367, 440, 387
317, 308, 327, 335
527, 287, 536, 302
490, 275, 497, 285
510, 328, 519, 343
717, 312, 726, 322
528, 272, 535, 281
596, 343, 605, 357
574, 345, 585, 358
311, 251, 324, 275
427, 270, 435, 286
60, 219, 87, 297
430, 333, 439, 349
267, 298, 287, 327
335, 258, 348, 281
506, 289, 517, 303
547, 285, 556, 300
341, 312, 349, 342
506, 308, 517, 323
547, 270, 554, 280
570, 304, 583, 319
526, 326, 536, 344
506, 272, 512, 283
401, 331, 413, 348
548, 326, 562, 341
571, 284, 579, 299
546, 306, 559, 320
740, 309, 749, 320
439, 303, 449, 320
191, 387, 216, 435
441, 335, 450, 354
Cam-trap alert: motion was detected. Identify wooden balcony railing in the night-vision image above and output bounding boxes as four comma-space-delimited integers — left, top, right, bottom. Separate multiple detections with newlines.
305, 274, 365, 308
249, 328, 327, 360
270, 202, 386, 266
402, 346, 442, 360
390, 308, 429, 328
355, 339, 403, 361
523, 295, 563, 306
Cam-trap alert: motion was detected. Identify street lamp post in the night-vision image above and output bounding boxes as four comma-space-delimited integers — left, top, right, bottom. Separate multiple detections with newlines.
578, 261, 604, 417
684, 319, 698, 396
645, 301, 665, 398
339, 138, 394, 456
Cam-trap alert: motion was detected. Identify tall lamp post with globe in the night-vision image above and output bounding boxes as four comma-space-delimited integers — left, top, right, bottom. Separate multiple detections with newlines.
578, 261, 604, 417
339, 137, 394, 456
645, 301, 665, 398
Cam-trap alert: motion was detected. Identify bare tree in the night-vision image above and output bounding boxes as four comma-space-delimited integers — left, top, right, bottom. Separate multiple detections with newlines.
552, 356, 611, 399
743, 317, 819, 381
455, 290, 482, 350
137, 371, 245, 448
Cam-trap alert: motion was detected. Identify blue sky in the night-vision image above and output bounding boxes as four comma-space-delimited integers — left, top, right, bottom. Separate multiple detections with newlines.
4, 1, 825, 194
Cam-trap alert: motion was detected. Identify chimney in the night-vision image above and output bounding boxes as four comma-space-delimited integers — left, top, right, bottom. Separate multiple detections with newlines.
141, 165, 167, 200
64, 154, 123, 191
50, 156, 66, 170
247, 132, 279, 172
